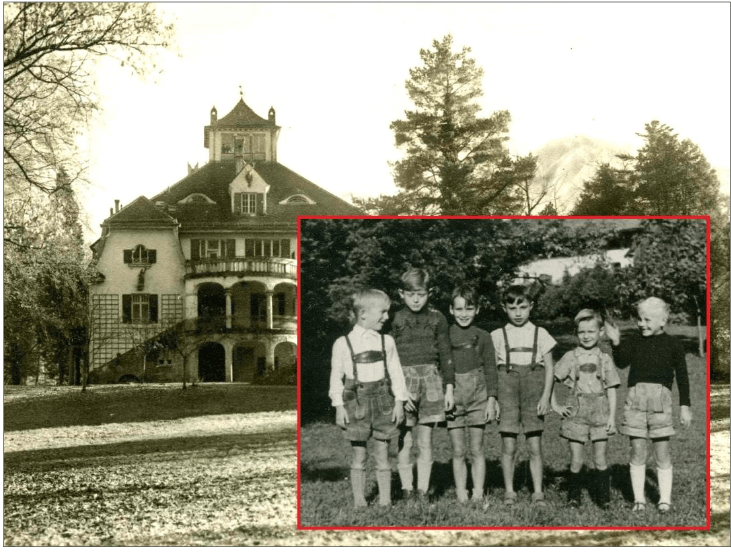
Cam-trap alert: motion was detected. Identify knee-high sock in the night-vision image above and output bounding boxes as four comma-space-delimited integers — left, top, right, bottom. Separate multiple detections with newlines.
350, 468, 367, 507
397, 464, 413, 491
629, 463, 646, 504
416, 458, 433, 493
376, 470, 392, 506
657, 465, 673, 505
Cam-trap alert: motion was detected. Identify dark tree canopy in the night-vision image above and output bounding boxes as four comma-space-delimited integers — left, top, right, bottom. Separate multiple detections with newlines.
355, 35, 532, 215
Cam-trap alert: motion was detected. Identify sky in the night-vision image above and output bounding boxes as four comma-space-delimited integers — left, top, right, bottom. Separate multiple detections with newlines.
80, 3, 730, 238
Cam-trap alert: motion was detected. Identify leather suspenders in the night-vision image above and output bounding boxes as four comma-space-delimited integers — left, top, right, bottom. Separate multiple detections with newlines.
343, 334, 391, 400
501, 325, 540, 371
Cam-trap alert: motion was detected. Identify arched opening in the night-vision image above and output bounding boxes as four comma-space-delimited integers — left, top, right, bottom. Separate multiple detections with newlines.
230, 281, 267, 330
233, 341, 266, 382
274, 341, 296, 372
198, 283, 226, 330
198, 342, 225, 382
272, 283, 296, 330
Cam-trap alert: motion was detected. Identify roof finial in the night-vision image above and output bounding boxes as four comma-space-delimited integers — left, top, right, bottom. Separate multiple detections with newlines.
239, 85, 243, 100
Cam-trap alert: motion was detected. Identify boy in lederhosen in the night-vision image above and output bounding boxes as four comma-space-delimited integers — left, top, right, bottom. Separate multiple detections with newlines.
329, 289, 410, 507
551, 309, 620, 509
490, 284, 556, 507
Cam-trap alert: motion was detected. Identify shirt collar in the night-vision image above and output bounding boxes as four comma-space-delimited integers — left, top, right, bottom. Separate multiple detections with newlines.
506, 321, 535, 331
352, 324, 380, 339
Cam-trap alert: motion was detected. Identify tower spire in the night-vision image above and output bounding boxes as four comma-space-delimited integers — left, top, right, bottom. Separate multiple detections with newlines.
239, 85, 243, 101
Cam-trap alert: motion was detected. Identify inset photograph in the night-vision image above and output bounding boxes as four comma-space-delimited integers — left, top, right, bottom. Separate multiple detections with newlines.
298, 217, 709, 530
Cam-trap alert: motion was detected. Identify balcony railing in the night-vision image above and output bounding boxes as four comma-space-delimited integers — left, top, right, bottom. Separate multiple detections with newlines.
185, 257, 296, 280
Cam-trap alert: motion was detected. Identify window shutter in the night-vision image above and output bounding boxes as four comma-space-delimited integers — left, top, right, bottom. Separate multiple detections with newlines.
149, 294, 158, 323
226, 239, 236, 258
256, 193, 264, 215
122, 295, 132, 323
191, 239, 200, 261
123, 250, 132, 263
281, 239, 291, 258
245, 239, 255, 257
148, 250, 157, 264
233, 193, 242, 214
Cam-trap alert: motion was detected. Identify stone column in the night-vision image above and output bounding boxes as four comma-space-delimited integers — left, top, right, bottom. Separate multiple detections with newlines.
266, 339, 276, 373
224, 340, 233, 382
225, 289, 232, 330
266, 291, 274, 330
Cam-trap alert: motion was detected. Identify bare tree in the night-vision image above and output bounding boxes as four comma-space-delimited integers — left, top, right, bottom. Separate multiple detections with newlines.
3, 3, 174, 197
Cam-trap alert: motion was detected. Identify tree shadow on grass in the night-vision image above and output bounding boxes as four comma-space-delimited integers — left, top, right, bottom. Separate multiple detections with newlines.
299, 463, 349, 483
4, 429, 295, 472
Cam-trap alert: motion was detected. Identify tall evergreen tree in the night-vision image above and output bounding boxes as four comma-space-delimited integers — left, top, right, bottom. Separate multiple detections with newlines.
571, 121, 721, 216
355, 35, 529, 215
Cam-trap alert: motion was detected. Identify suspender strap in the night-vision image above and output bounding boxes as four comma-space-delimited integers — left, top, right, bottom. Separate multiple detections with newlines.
502, 326, 510, 368
344, 335, 359, 387
531, 326, 539, 366
381, 334, 392, 390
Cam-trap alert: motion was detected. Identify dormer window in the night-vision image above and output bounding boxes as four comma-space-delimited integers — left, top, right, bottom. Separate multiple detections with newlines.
280, 194, 315, 205
180, 193, 215, 204
123, 244, 156, 265
234, 192, 259, 215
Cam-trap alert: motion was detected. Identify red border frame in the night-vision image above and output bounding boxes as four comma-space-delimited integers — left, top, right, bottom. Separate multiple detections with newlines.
296, 215, 712, 532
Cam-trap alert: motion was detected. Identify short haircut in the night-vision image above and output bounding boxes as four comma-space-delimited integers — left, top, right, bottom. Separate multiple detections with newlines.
574, 308, 603, 328
451, 285, 479, 307
501, 284, 534, 306
637, 297, 669, 321
400, 268, 430, 291
349, 288, 390, 324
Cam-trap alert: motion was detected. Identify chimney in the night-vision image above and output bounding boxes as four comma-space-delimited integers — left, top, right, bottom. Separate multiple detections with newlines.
268, 107, 276, 124
109, 207, 113, 217
115, 199, 120, 213
210, 106, 217, 124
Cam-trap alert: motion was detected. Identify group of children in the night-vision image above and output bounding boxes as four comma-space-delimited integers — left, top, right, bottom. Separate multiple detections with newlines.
328, 268, 692, 513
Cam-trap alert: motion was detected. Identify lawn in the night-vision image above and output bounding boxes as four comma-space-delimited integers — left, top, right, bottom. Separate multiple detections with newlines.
4, 368, 728, 545
299, 350, 710, 529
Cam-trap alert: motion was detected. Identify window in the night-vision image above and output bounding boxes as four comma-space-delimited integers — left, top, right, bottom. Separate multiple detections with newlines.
156, 348, 173, 366
242, 239, 290, 258
123, 245, 156, 265
190, 239, 236, 261
221, 133, 266, 161
281, 194, 314, 205
274, 293, 286, 316
122, 294, 158, 323
233, 192, 258, 215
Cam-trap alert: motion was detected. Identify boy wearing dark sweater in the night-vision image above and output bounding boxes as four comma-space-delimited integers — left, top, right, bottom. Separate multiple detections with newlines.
605, 297, 692, 513
391, 268, 454, 498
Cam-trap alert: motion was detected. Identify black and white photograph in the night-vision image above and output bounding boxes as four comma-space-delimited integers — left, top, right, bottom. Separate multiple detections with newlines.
4, 2, 729, 547
298, 217, 709, 530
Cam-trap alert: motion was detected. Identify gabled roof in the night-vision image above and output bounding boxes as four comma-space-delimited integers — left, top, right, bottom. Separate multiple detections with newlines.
151, 160, 360, 226
103, 196, 178, 226
212, 98, 275, 128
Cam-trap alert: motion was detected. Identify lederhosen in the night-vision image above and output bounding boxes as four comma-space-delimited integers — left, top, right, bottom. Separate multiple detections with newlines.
562, 349, 611, 441
448, 335, 488, 424
341, 334, 396, 441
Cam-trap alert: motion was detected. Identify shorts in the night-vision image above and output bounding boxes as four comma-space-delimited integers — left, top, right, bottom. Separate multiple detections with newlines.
403, 364, 445, 426
621, 383, 675, 439
447, 369, 489, 428
560, 393, 612, 443
497, 364, 545, 435
341, 378, 397, 441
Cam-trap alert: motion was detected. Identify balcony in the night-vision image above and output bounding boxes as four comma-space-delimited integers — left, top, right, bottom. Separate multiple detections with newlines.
185, 257, 296, 280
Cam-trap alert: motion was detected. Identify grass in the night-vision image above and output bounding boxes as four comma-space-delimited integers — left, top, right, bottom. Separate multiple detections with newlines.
299, 352, 709, 529
4, 383, 295, 432
3, 355, 727, 545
